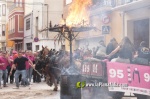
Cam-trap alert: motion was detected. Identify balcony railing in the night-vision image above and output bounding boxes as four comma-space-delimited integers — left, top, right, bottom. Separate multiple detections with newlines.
9, 3, 23, 12
91, 0, 113, 9
112, 0, 141, 7
9, 4, 17, 12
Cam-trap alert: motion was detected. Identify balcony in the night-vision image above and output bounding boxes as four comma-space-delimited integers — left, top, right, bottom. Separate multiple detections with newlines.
112, 0, 150, 11
90, 0, 113, 16
8, 33, 23, 41
9, 4, 17, 12
9, 3, 23, 12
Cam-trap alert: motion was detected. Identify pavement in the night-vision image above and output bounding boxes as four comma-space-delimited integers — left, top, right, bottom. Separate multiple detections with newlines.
0, 81, 60, 99
0, 80, 149, 99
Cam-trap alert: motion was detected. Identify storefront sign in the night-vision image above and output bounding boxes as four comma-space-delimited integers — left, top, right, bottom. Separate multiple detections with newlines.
107, 62, 150, 96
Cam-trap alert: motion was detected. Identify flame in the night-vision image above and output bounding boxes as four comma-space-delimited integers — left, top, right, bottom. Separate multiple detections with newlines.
66, 0, 92, 27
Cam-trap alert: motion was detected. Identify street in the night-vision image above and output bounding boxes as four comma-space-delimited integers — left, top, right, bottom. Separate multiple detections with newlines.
0, 81, 60, 99
0, 80, 139, 99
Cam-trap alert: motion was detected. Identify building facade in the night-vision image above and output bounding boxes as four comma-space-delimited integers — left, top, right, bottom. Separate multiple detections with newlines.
0, 1, 7, 51
63, 0, 150, 51
8, 0, 25, 51
24, 12, 33, 50
113, 0, 150, 48
23, 0, 64, 51
63, 0, 113, 50
23, 0, 33, 51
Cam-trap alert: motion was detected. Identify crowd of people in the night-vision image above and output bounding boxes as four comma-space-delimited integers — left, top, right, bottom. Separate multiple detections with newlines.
0, 50, 42, 89
0, 36, 149, 89
73, 37, 150, 65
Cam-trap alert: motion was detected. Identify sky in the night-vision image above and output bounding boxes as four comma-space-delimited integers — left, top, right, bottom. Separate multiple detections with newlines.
66, 0, 72, 4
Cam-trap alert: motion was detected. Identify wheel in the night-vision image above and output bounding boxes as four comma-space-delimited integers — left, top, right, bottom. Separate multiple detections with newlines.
112, 92, 124, 99
134, 94, 147, 99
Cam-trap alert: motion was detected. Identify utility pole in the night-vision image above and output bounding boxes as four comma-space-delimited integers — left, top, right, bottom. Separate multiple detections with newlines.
44, 4, 49, 38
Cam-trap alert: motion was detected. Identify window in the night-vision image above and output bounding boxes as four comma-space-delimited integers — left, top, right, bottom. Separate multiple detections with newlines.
36, 45, 39, 51
20, 0, 22, 7
19, 15, 24, 31
2, 42, 6, 51
10, 18, 13, 33
26, 18, 30, 30
0, 5, 1, 16
16, 0, 18, 7
8, 19, 10, 33
13, 16, 15, 32
0, 25, 1, 36
2, 24, 5, 36
16, 42, 23, 51
2, 4, 6, 16
26, 43, 32, 50
36, 17, 38, 37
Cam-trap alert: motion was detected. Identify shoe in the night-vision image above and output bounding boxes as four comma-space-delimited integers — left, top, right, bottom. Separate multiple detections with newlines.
10, 80, 13, 84
3, 85, 8, 87
13, 87, 19, 89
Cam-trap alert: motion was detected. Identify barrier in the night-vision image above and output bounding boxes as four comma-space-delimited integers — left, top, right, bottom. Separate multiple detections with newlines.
107, 62, 150, 96
81, 59, 150, 96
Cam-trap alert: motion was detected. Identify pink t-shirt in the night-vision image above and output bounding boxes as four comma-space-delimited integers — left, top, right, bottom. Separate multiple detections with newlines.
24, 55, 30, 70
9, 56, 13, 67
28, 55, 35, 68
25, 55, 35, 69
0, 56, 10, 70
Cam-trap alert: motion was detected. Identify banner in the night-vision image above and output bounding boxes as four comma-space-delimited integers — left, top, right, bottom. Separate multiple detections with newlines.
107, 62, 150, 96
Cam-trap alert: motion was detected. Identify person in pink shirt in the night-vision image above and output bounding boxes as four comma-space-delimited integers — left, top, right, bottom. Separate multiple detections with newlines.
25, 50, 30, 83
0, 51, 11, 88
26, 50, 35, 83
7, 50, 18, 84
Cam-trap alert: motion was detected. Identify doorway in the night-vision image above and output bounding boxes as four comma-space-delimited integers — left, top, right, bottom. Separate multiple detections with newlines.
134, 19, 149, 49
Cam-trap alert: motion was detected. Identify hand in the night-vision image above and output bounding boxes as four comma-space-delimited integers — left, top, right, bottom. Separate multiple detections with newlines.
9, 71, 12, 76
32, 64, 35, 69
13, 66, 16, 70
105, 55, 110, 58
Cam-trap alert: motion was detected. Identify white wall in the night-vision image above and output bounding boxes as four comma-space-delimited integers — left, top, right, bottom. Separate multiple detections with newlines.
31, 0, 44, 51
24, 0, 33, 16
24, 0, 64, 51
0, 1, 7, 50
44, 0, 64, 35
24, 13, 33, 50
30, 0, 63, 51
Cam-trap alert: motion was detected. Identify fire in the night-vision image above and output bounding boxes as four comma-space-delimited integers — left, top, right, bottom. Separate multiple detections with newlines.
66, 0, 92, 27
